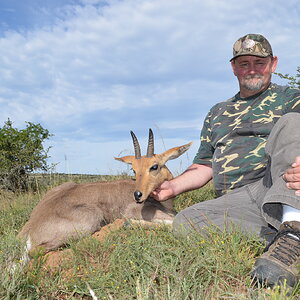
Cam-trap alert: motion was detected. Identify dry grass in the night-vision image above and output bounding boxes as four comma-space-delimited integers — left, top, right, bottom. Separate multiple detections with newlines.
0, 174, 299, 299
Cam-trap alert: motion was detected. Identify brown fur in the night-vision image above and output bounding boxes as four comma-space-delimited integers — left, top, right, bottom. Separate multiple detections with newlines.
18, 141, 192, 253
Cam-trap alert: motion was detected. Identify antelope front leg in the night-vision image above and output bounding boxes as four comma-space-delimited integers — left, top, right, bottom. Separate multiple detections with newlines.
128, 218, 173, 227
92, 219, 126, 242
123, 202, 174, 225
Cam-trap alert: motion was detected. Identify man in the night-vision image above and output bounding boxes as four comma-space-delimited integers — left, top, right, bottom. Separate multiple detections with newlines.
152, 34, 300, 289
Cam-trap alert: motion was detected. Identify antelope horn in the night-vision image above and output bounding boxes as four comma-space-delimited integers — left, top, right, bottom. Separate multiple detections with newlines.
146, 128, 154, 157
130, 131, 141, 159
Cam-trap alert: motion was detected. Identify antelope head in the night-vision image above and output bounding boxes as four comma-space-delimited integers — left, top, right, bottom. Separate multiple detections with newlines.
115, 129, 192, 203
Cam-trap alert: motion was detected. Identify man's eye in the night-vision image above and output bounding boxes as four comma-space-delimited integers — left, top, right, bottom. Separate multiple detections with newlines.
150, 164, 159, 171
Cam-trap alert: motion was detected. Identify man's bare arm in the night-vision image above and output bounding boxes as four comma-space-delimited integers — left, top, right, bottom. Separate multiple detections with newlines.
152, 163, 213, 201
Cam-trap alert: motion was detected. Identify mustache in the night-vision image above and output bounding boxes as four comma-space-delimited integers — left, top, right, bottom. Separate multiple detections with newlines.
244, 74, 263, 80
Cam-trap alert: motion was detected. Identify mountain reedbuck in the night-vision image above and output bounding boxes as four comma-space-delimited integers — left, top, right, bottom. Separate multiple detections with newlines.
18, 129, 192, 257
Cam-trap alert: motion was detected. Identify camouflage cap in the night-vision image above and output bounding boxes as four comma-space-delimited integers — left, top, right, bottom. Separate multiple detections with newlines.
230, 34, 273, 61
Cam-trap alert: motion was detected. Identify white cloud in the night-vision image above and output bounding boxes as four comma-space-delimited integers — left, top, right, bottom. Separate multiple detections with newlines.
0, 0, 299, 173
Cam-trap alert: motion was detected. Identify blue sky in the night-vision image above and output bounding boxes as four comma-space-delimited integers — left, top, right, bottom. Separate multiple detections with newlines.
0, 0, 300, 175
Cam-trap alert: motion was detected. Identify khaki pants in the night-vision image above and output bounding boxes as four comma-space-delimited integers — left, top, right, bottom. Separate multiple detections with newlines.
173, 113, 300, 242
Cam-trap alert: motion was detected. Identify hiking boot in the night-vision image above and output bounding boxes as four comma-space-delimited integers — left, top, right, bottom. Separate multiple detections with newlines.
251, 221, 300, 289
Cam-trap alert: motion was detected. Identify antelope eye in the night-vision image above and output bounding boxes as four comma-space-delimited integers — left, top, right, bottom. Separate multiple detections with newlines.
131, 168, 136, 174
150, 164, 159, 171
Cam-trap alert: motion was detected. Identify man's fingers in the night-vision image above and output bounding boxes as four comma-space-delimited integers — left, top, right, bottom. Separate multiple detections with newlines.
283, 157, 300, 195
286, 182, 300, 190
151, 189, 160, 197
284, 172, 300, 182
285, 166, 300, 174
292, 156, 300, 167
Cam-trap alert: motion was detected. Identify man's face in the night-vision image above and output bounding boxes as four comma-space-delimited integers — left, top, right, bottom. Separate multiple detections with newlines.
231, 55, 278, 97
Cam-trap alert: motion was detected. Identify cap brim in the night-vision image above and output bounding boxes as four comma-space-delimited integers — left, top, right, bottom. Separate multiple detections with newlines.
230, 53, 271, 62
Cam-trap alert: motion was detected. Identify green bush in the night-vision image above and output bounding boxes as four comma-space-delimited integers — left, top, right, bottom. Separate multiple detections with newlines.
0, 119, 52, 192
275, 66, 300, 89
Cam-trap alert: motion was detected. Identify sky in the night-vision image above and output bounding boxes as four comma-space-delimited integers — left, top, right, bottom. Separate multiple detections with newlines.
0, 0, 299, 175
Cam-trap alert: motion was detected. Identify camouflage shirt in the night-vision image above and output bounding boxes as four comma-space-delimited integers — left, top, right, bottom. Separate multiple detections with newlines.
193, 83, 300, 195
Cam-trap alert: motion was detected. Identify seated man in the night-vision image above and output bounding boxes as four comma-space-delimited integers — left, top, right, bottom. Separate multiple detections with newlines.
152, 34, 300, 289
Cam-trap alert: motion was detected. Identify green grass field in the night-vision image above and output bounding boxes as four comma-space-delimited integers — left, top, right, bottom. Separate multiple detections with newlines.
0, 174, 299, 299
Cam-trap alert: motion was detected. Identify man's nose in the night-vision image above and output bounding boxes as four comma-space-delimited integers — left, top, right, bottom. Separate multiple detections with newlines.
248, 64, 257, 73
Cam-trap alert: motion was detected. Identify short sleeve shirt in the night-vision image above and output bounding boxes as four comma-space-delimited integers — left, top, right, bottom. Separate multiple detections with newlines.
193, 83, 300, 195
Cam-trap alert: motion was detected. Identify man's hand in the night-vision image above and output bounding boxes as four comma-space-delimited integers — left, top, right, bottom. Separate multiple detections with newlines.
151, 181, 175, 202
151, 164, 213, 201
284, 156, 300, 196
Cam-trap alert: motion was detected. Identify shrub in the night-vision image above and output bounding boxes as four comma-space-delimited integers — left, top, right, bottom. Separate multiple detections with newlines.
0, 119, 52, 192
275, 66, 300, 89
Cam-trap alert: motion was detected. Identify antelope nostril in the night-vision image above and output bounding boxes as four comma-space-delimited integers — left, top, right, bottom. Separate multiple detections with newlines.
134, 190, 142, 201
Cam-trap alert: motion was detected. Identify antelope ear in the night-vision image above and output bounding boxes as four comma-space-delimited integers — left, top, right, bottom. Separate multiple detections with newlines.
114, 155, 135, 165
160, 142, 192, 164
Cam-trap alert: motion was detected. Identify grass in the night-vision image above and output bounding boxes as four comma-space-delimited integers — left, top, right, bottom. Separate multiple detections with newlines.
0, 174, 299, 299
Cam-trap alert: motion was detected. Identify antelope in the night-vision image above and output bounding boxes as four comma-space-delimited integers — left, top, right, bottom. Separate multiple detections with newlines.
18, 129, 192, 258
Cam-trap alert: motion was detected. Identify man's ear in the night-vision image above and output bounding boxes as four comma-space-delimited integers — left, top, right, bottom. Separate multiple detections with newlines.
231, 60, 238, 76
271, 56, 278, 73
114, 155, 135, 165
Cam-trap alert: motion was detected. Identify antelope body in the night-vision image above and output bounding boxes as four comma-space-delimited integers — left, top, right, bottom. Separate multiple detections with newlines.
18, 129, 191, 254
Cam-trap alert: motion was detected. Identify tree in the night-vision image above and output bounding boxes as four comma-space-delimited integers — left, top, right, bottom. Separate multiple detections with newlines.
275, 66, 300, 89
0, 119, 52, 191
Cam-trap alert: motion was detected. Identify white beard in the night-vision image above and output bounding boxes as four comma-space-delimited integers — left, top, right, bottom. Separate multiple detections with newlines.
242, 75, 264, 91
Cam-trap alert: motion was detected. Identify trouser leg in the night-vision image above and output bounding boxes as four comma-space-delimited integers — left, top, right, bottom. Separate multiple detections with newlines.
261, 112, 300, 229
173, 179, 275, 241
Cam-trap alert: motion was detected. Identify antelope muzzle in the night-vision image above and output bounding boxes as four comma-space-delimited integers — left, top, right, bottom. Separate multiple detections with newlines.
134, 190, 144, 203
